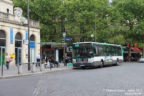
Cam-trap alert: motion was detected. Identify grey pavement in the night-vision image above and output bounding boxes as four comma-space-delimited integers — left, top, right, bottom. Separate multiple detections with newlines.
0, 63, 72, 78
0, 62, 144, 96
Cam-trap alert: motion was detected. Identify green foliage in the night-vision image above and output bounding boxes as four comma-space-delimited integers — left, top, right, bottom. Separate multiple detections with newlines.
13, 0, 144, 46
112, 0, 144, 44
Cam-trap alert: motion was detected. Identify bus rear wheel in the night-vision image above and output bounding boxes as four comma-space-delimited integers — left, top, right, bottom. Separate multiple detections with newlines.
100, 61, 104, 68
115, 60, 120, 66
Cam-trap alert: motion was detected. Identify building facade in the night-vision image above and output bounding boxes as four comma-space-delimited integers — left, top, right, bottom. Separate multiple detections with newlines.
0, 0, 40, 65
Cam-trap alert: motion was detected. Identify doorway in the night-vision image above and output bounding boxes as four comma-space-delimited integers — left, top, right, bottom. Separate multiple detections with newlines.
15, 33, 22, 65
30, 35, 35, 63
15, 47, 22, 65
0, 30, 6, 65
0, 47, 6, 65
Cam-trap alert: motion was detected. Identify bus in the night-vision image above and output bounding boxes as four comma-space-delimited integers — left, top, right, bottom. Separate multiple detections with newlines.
72, 42, 123, 68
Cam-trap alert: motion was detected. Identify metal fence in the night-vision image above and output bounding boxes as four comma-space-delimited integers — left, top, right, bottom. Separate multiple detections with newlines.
0, 62, 66, 77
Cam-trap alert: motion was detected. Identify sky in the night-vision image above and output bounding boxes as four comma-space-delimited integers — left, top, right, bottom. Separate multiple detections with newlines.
109, 0, 112, 3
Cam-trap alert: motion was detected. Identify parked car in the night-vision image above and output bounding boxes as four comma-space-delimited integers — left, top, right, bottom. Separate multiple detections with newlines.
139, 58, 144, 63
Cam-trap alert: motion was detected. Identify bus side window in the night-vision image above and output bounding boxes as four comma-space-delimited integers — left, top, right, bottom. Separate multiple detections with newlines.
116, 47, 119, 56
104, 46, 108, 56
113, 47, 116, 56
94, 45, 99, 56
118, 47, 122, 56
103, 46, 106, 56
97, 45, 103, 56
108, 46, 112, 56
111, 47, 115, 56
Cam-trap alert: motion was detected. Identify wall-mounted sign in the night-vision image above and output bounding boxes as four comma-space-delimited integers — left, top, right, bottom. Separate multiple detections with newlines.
30, 41, 35, 48
26, 31, 28, 40
65, 38, 72, 41
10, 28, 13, 44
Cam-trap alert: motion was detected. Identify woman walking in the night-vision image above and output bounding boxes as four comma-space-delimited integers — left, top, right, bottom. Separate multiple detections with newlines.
5, 53, 10, 70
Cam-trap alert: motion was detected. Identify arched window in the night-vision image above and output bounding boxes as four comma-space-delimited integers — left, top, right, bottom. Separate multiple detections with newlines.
15, 32, 22, 47
0, 30, 6, 46
30, 35, 35, 41
15, 33, 22, 40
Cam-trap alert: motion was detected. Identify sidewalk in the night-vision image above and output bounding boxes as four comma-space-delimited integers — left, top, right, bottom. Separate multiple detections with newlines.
0, 63, 72, 79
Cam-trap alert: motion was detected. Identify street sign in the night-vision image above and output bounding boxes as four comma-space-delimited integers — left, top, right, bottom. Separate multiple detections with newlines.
75, 44, 79, 47
30, 41, 35, 48
65, 38, 72, 41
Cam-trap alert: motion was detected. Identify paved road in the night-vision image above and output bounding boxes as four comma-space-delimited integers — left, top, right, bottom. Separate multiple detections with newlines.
0, 62, 144, 96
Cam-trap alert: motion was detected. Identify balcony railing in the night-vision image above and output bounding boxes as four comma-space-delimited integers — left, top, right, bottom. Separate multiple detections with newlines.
0, 12, 40, 28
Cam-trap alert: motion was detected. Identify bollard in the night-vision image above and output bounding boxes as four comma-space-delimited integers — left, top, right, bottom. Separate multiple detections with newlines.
19, 64, 23, 73
31, 62, 35, 73
50, 64, 51, 70
17, 63, 20, 75
40, 62, 42, 71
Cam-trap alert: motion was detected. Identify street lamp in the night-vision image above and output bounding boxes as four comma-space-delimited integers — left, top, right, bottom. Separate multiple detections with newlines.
63, 32, 66, 66
94, 11, 96, 42
91, 34, 94, 42
27, 0, 31, 70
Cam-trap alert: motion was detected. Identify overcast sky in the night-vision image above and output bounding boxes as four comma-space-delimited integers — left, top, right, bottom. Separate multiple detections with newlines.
109, 0, 112, 3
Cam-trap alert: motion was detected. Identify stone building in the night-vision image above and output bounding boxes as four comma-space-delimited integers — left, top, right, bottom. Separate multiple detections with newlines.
0, 0, 40, 65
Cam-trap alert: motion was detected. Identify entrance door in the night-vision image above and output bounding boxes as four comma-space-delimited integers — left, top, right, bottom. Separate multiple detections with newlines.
15, 48, 22, 65
30, 48, 35, 63
0, 47, 6, 65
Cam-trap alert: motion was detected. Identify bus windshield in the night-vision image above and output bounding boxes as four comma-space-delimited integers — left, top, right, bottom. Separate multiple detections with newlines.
73, 43, 93, 58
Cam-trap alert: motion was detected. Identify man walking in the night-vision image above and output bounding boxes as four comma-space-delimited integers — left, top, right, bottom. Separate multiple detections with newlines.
36, 54, 40, 67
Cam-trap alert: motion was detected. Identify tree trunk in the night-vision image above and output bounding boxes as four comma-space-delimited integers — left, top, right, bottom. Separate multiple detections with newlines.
128, 44, 131, 62
142, 48, 144, 58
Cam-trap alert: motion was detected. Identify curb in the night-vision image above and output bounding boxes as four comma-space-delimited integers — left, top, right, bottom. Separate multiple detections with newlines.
0, 67, 72, 80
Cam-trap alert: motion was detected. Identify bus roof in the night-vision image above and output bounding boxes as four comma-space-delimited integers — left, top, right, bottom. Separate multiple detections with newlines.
73, 42, 122, 47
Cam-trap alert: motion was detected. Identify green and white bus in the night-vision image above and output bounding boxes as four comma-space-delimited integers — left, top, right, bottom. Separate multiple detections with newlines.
72, 42, 123, 68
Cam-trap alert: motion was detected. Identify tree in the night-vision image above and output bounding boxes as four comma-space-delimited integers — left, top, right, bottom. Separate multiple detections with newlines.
13, 0, 64, 42
63, 0, 111, 42
112, 0, 144, 60
13, 0, 113, 44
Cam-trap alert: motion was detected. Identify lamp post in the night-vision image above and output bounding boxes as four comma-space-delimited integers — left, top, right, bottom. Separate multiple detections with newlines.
63, 32, 66, 66
94, 11, 96, 42
27, 0, 31, 70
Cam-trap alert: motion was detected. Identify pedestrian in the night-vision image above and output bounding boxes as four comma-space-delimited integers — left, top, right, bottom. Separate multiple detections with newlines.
5, 53, 10, 70
49, 56, 54, 68
36, 54, 40, 67
65, 55, 69, 66
54, 60, 59, 68
46, 56, 50, 68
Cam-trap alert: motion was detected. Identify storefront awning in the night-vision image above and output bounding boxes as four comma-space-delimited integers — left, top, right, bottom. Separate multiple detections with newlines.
131, 47, 142, 52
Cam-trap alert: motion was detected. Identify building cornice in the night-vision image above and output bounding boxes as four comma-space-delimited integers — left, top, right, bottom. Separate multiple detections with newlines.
0, 12, 40, 29
0, 0, 14, 6
0, 18, 40, 29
